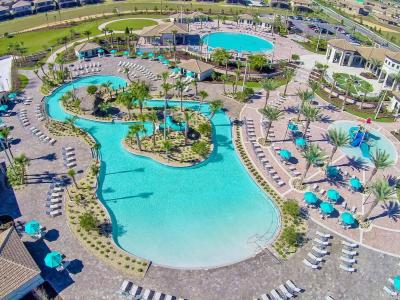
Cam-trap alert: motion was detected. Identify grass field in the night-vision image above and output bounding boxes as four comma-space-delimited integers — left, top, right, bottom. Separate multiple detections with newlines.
17, 73, 29, 91
335, 73, 373, 95
0, 15, 161, 55
105, 18, 157, 31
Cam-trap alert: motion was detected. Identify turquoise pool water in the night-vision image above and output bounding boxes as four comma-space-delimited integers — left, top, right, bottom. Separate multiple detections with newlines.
45, 75, 280, 269
329, 120, 398, 165
202, 32, 274, 53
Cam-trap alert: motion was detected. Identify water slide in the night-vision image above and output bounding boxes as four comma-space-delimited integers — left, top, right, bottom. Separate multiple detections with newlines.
159, 116, 186, 132
351, 131, 365, 147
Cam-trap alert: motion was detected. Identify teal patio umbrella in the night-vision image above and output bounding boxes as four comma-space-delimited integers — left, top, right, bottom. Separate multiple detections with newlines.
327, 189, 340, 202
163, 60, 170, 65
157, 55, 165, 60
123, 50, 130, 56
0, 104, 8, 112
148, 52, 154, 58
341, 212, 355, 225
24, 220, 41, 236
136, 51, 143, 56
295, 137, 306, 148
288, 123, 298, 131
44, 251, 63, 268
279, 149, 292, 161
186, 71, 194, 77
349, 177, 362, 190
97, 49, 104, 54
8, 92, 17, 100
320, 201, 334, 214
304, 192, 318, 204
326, 166, 340, 178
393, 276, 400, 291
172, 67, 180, 74
110, 49, 117, 55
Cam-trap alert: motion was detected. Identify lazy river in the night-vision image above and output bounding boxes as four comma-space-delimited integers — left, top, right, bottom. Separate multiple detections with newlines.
45, 75, 280, 269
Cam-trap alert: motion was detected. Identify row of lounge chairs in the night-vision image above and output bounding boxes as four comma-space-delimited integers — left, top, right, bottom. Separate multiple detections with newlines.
30, 126, 56, 145
23, 96, 32, 105
118, 280, 186, 300
35, 104, 45, 122
19, 109, 31, 127
72, 68, 101, 78
339, 241, 358, 272
255, 280, 303, 300
45, 178, 64, 217
73, 62, 101, 71
62, 146, 76, 168
118, 61, 158, 81
303, 231, 332, 269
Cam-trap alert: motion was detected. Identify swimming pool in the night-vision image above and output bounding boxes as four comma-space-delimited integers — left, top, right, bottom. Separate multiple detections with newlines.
329, 120, 398, 165
46, 75, 280, 269
202, 32, 274, 53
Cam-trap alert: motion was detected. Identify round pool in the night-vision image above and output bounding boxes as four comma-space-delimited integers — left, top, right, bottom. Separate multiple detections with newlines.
202, 32, 274, 53
329, 120, 398, 165
45, 75, 280, 269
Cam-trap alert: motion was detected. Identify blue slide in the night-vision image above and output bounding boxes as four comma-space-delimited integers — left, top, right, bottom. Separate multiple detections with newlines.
159, 116, 186, 132
351, 131, 364, 147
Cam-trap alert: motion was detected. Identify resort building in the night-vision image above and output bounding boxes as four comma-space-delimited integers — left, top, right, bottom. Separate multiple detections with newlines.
140, 23, 190, 46
177, 59, 214, 81
33, 0, 55, 12
291, 0, 314, 12
238, 13, 254, 25
169, 12, 208, 23
258, 16, 274, 30
0, 225, 44, 300
270, 0, 291, 9
0, 5, 11, 19
57, 0, 79, 8
11, 0, 32, 16
74, 42, 102, 58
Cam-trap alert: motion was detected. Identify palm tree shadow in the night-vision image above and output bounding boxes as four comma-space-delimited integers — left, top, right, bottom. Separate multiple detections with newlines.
370, 201, 400, 222
336, 156, 370, 172
284, 105, 299, 115
319, 114, 333, 124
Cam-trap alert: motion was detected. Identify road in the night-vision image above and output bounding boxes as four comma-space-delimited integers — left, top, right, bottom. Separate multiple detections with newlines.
312, 0, 400, 52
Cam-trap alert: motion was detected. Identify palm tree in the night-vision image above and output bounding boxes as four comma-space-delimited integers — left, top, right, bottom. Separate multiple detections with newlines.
174, 79, 186, 111
67, 168, 78, 188
282, 67, 295, 96
161, 82, 172, 99
362, 179, 396, 222
0, 127, 13, 158
220, 74, 228, 94
128, 124, 144, 151
296, 89, 314, 121
326, 128, 350, 162
162, 140, 173, 161
342, 75, 356, 111
14, 154, 29, 184
329, 72, 340, 99
116, 92, 133, 119
198, 90, 208, 111
64, 116, 78, 131
260, 106, 283, 142
301, 104, 321, 137
211, 48, 230, 75
146, 111, 158, 150
183, 111, 192, 145
209, 100, 223, 120
315, 62, 328, 84
369, 149, 394, 181
161, 71, 169, 85
83, 30, 91, 41
93, 143, 101, 162
390, 72, 400, 91
299, 144, 327, 185
261, 78, 275, 109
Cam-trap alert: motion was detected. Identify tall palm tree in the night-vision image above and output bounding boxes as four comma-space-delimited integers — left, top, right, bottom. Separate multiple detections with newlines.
315, 62, 328, 84
183, 111, 193, 145
161, 71, 169, 85
220, 74, 227, 94
301, 104, 321, 137
93, 143, 101, 162
299, 144, 327, 185
116, 92, 133, 119
209, 100, 223, 120
162, 140, 173, 161
83, 30, 91, 41
0, 127, 13, 158
261, 78, 275, 109
67, 168, 78, 188
14, 153, 29, 184
342, 76, 356, 111
161, 82, 172, 99
146, 111, 158, 150
260, 106, 282, 142
362, 179, 396, 222
369, 149, 394, 181
0, 138, 14, 171
128, 124, 145, 151
329, 72, 340, 99
296, 89, 314, 121
326, 128, 350, 162
174, 79, 186, 111
282, 67, 295, 96
198, 90, 208, 111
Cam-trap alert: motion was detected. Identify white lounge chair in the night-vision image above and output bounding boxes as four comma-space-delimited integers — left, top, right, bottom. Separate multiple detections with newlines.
340, 256, 356, 264
129, 285, 139, 297
153, 292, 162, 300
285, 280, 301, 293
261, 294, 269, 300
49, 210, 62, 217
339, 264, 355, 272
342, 240, 358, 248
314, 238, 329, 246
117, 280, 132, 296
308, 252, 323, 262
342, 249, 357, 256
164, 295, 172, 300
142, 289, 151, 300
303, 259, 318, 269
383, 286, 398, 296
316, 231, 331, 239
270, 289, 283, 300
279, 284, 293, 298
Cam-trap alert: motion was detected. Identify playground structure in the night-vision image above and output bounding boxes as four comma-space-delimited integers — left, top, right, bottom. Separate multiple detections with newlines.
349, 124, 374, 158
159, 115, 186, 132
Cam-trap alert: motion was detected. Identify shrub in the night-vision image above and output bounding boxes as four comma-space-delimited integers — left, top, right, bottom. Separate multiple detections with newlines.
282, 200, 301, 219
191, 141, 210, 157
282, 226, 299, 247
198, 122, 212, 137
87, 85, 98, 95
79, 212, 99, 232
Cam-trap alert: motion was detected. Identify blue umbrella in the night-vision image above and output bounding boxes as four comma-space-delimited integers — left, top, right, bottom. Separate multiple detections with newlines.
327, 189, 340, 201
148, 52, 154, 58
295, 137, 306, 148
288, 123, 298, 131
394, 276, 400, 291
157, 55, 165, 60
110, 49, 117, 54
97, 49, 104, 54
172, 67, 180, 74
24, 220, 41, 236
279, 149, 292, 160
304, 192, 318, 204
186, 71, 194, 77
123, 51, 130, 56
349, 177, 362, 190
341, 212, 355, 225
136, 51, 143, 56
8, 92, 17, 99
163, 60, 170, 65
44, 251, 63, 268
320, 201, 334, 214
0, 104, 8, 112
326, 166, 340, 178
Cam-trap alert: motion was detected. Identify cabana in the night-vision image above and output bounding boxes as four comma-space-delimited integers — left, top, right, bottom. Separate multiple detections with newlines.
74, 42, 102, 59
177, 59, 214, 81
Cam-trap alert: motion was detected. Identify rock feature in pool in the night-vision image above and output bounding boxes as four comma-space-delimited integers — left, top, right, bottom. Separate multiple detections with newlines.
45, 75, 280, 269
202, 32, 274, 53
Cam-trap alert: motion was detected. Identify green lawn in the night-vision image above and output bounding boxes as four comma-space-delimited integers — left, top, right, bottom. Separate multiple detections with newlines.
335, 73, 373, 95
0, 15, 161, 55
105, 18, 157, 31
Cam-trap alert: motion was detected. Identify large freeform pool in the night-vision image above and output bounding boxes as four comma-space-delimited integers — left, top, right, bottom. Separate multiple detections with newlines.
329, 120, 398, 165
202, 32, 274, 53
46, 75, 280, 269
